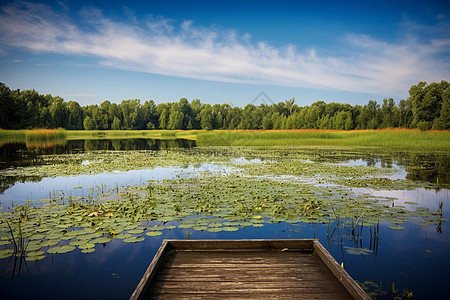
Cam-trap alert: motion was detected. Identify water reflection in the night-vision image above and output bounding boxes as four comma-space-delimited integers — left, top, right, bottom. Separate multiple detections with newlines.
0, 138, 196, 170
82, 138, 196, 151
336, 152, 450, 187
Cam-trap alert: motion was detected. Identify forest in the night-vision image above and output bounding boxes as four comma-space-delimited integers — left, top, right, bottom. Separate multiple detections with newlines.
0, 81, 449, 131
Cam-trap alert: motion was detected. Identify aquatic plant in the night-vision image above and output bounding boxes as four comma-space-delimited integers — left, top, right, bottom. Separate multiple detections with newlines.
0, 145, 447, 263
194, 129, 450, 151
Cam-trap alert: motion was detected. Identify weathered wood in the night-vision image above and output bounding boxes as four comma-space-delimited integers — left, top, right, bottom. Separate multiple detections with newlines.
166, 239, 314, 251
313, 240, 371, 300
149, 293, 349, 300
130, 239, 369, 300
129, 240, 170, 300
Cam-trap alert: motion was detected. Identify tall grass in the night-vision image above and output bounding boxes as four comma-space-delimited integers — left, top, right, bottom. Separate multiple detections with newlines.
195, 129, 450, 152
65, 130, 193, 140
1, 128, 448, 152
0, 128, 67, 147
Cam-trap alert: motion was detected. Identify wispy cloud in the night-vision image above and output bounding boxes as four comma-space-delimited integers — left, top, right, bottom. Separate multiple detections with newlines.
0, 1, 449, 96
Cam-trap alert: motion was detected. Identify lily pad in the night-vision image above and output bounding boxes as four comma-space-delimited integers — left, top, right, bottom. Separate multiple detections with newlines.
115, 233, 132, 239
123, 236, 145, 243
146, 231, 162, 237
47, 244, 76, 254
206, 227, 223, 232
0, 249, 14, 259
25, 255, 46, 261
58, 245, 76, 254
345, 247, 373, 255
81, 248, 95, 254
90, 237, 110, 244
0, 240, 12, 246
26, 243, 42, 251
78, 243, 95, 250
127, 228, 145, 234
222, 226, 239, 232
178, 224, 194, 229
388, 225, 405, 230
41, 239, 59, 247
26, 250, 45, 257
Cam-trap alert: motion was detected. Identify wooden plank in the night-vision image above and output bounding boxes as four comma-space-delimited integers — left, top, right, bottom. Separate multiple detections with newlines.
131, 239, 369, 300
154, 275, 349, 284
313, 240, 371, 300
149, 293, 349, 300
148, 248, 352, 299
129, 240, 170, 300
166, 251, 317, 263
166, 239, 314, 251
152, 286, 353, 294
156, 269, 338, 277
152, 281, 347, 290
151, 256, 350, 297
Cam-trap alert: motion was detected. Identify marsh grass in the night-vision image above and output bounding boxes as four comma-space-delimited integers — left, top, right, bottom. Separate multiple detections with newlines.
65, 130, 194, 140
1, 128, 448, 151
0, 129, 67, 147
195, 129, 450, 151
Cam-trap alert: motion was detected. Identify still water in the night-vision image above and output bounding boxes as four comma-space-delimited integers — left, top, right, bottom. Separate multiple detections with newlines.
0, 139, 449, 299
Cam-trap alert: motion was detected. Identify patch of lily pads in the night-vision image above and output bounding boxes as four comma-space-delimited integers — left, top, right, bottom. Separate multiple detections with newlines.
0, 147, 447, 260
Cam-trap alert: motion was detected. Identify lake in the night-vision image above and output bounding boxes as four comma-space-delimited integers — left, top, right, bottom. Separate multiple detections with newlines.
0, 138, 449, 299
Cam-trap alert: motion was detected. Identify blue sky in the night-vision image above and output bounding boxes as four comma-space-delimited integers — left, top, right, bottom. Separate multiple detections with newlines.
0, 0, 449, 107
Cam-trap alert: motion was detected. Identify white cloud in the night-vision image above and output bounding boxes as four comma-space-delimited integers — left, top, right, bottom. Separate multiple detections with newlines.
0, 1, 449, 96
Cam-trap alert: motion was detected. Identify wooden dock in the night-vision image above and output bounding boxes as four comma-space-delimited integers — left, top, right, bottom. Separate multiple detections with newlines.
130, 239, 370, 300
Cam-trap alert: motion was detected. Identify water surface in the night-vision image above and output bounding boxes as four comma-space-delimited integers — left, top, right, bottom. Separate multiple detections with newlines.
0, 139, 448, 299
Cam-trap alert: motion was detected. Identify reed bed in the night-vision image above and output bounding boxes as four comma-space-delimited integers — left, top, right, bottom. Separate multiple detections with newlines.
195, 129, 450, 151
1, 128, 448, 152
65, 130, 194, 140
0, 128, 67, 144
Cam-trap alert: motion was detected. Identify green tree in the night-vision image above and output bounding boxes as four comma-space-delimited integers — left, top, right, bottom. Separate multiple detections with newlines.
111, 116, 122, 130
398, 99, 413, 128
120, 99, 140, 129
432, 88, 450, 129
158, 108, 169, 129
198, 104, 213, 130
344, 112, 354, 130
305, 106, 319, 128
380, 98, 399, 128
262, 114, 273, 129
0, 83, 15, 129
365, 100, 381, 129
40, 107, 53, 128
108, 103, 122, 128
92, 107, 108, 129
49, 96, 69, 128
141, 100, 157, 129
410, 81, 449, 129
67, 101, 84, 129
83, 116, 96, 130
168, 104, 184, 130
189, 99, 202, 129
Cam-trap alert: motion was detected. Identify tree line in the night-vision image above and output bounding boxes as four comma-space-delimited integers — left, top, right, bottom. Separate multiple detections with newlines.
0, 81, 449, 131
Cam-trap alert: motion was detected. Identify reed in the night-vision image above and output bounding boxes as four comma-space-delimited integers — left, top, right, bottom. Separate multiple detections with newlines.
65, 130, 190, 140
195, 129, 450, 151
0, 128, 67, 144
1, 128, 448, 151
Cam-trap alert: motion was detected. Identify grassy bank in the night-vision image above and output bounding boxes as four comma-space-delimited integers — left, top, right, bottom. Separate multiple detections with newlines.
194, 129, 450, 152
0, 129, 67, 147
65, 129, 201, 140
1, 129, 449, 152
66, 130, 173, 140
